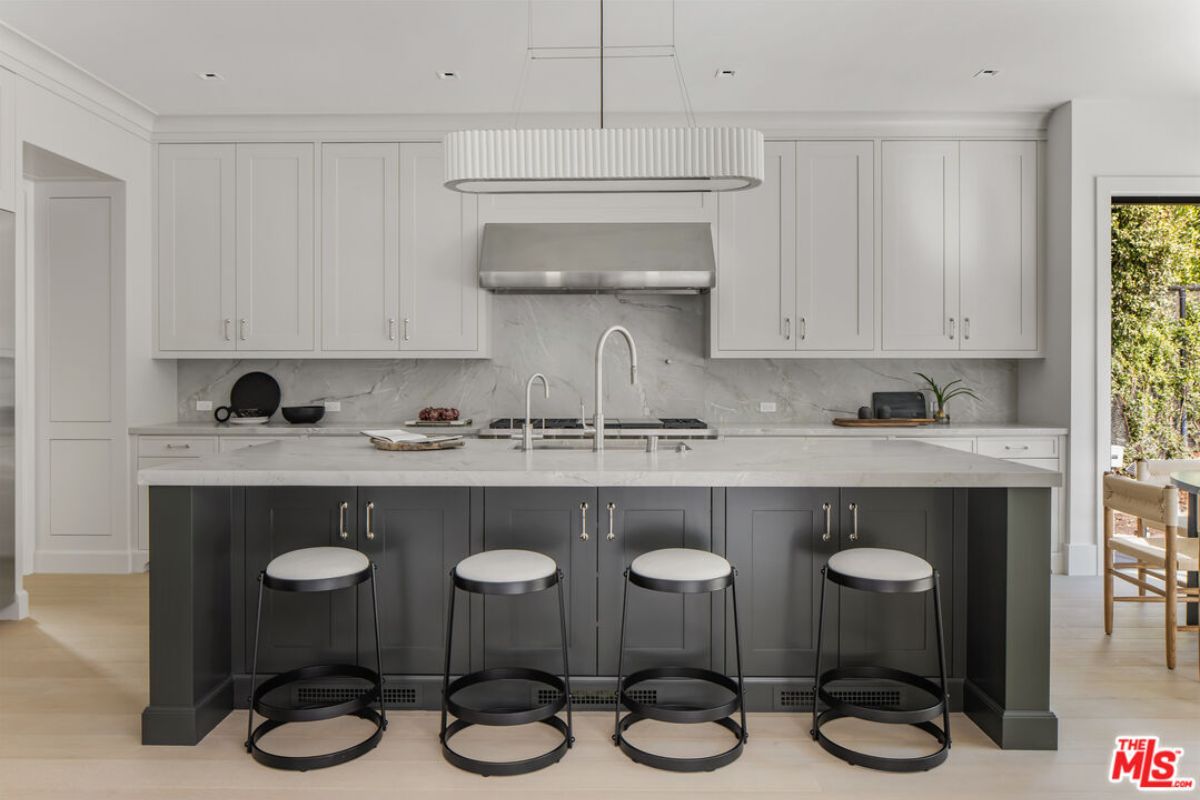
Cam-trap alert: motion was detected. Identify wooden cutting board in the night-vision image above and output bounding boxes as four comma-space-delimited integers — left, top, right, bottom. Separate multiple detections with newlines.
832, 418, 934, 428
371, 437, 465, 451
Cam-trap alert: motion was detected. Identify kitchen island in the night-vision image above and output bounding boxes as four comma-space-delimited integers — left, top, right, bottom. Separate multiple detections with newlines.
139, 436, 1060, 751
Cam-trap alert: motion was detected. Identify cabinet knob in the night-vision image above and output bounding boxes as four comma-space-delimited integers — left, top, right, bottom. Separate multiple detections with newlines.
579, 501, 589, 542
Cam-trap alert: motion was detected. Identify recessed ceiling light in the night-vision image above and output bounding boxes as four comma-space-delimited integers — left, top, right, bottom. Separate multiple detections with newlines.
715, 68, 736, 79
436, 70, 460, 80
973, 68, 999, 78
197, 72, 224, 81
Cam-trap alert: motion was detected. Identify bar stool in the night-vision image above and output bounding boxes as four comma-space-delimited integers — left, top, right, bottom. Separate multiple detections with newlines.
440, 549, 573, 776
811, 547, 951, 772
613, 548, 747, 772
246, 546, 386, 770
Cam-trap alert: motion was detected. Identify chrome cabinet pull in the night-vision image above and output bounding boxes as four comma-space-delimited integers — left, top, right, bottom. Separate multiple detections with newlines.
963, 317, 971, 340
948, 317, 955, 340
821, 502, 831, 542
848, 502, 859, 542
800, 318, 807, 341
579, 502, 589, 541
403, 318, 411, 341
783, 316, 791, 340
223, 318, 232, 342
607, 502, 616, 541
239, 318, 248, 341
165, 443, 191, 450
387, 318, 397, 341
338, 501, 350, 540
365, 501, 376, 540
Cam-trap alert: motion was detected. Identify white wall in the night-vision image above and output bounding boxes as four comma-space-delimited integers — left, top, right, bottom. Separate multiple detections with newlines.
1020, 98, 1200, 575
0, 33, 174, 585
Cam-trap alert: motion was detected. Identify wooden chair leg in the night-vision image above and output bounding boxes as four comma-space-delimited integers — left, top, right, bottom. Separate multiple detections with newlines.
1103, 510, 1114, 636
1165, 557, 1177, 670
1136, 517, 1147, 597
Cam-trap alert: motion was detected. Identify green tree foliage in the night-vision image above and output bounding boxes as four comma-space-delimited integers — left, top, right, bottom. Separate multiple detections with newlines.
1111, 204, 1200, 462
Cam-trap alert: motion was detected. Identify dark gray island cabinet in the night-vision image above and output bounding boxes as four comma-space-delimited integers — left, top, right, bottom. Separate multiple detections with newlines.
143, 479, 1055, 753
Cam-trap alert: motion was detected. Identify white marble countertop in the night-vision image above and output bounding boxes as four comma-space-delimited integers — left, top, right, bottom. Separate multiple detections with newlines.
718, 423, 1068, 437
131, 420, 1065, 438
137, 436, 1062, 488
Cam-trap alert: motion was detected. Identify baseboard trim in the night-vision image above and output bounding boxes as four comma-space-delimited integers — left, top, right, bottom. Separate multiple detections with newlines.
963, 679, 1058, 750
34, 550, 133, 574
1064, 543, 1099, 576
0, 589, 29, 620
142, 678, 234, 746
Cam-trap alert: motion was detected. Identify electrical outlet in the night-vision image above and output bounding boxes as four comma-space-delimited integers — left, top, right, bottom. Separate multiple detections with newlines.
324, 400, 341, 412
195, 400, 213, 412
759, 401, 777, 413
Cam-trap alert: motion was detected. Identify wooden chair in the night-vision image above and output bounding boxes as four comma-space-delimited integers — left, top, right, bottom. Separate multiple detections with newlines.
1133, 459, 1200, 596
1103, 473, 1199, 675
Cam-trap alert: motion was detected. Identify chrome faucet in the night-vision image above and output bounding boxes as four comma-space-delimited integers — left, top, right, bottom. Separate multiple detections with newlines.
593, 325, 638, 452
523, 372, 549, 451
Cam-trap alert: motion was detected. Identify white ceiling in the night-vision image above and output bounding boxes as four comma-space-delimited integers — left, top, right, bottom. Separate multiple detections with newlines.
0, 0, 1196, 118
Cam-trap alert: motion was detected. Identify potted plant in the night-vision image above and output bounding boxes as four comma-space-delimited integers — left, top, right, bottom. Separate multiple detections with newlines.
914, 372, 979, 425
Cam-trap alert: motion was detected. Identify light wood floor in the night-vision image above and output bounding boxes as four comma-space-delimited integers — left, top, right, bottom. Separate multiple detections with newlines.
1, 574, 1197, 799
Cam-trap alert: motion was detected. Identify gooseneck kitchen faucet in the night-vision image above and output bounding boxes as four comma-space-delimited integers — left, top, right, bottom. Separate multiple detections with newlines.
522, 372, 550, 451
593, 325, 638, 452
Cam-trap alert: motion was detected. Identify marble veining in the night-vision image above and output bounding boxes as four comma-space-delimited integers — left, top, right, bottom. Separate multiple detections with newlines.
138, 436, 1061, 489
177, 295, 1017, 424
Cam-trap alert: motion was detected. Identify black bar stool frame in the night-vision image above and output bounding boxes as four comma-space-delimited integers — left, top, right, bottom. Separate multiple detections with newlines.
612, 565, 748, 773
439, 566, 574, 776
246, 562, 387, 771
810, 564, 952, 773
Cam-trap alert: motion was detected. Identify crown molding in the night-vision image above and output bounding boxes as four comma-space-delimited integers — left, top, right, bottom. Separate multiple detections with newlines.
153, 109, 1049, 142
0, 23, 155, 139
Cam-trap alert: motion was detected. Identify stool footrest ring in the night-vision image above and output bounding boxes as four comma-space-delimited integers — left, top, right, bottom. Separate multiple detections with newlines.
813, 709, 949, 773
252, 663, 382, 723
441, 716, 571, 777
817, 665, 947, 726
621, 666, 742, 725
616, 713, 745, 773
248, 707, 384, 771
446, 667, 567, 727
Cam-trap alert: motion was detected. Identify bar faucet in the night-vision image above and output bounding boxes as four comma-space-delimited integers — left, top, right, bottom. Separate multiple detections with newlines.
593, 325, 638, 452
523, 372, 549, 451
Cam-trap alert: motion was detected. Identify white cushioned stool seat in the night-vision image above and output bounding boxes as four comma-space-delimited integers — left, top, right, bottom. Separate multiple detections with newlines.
827, 547, 932, 584
631, 548, 732, 584
266, 546, 370, 582
455, 549, 557, 585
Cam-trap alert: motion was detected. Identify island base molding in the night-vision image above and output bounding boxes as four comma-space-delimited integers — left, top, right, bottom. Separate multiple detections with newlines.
963, 679, 1059, 750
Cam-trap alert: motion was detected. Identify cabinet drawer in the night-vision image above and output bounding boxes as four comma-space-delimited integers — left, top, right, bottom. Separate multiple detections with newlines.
1004, 457, 1060, 472
907, 437, 975, 453
978, 437, 1057, 459
218, 436, 287, 453
137, 436, 217, 458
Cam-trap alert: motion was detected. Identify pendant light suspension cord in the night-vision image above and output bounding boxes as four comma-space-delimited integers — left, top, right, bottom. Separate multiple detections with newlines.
598, 0, 605, 129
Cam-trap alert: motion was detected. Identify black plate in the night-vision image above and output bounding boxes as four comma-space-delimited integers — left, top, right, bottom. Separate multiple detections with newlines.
230, 372, 281, 418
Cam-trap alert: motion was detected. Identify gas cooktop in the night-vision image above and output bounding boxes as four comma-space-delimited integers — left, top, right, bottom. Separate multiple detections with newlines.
482, 416, 716, 440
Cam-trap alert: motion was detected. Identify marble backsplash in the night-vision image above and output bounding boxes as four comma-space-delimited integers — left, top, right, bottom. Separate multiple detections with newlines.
176, 294, 1017, 424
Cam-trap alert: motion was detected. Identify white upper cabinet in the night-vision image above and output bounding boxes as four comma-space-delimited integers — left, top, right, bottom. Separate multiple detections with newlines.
399, 142, 480, 353
881, 140, 960, 351
321, 143, 400, 351
158, 144, 236, 351
795, 141, 874, 351
715, 141, 796, 352
235, 143, 314, 351
959, 141, 1038, 351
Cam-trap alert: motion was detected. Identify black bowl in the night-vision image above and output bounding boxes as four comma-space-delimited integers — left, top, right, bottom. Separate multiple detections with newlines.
281, 405, 326, 425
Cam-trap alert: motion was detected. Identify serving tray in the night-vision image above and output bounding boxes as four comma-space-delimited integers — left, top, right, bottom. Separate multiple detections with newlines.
370, 436, 465, 451
832, 418, 934, 428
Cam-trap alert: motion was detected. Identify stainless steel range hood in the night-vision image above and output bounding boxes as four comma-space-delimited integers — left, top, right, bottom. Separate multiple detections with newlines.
479, 222, 716, 293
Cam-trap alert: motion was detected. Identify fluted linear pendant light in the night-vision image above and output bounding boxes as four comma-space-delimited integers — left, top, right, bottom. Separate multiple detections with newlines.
444, 1, 764, 194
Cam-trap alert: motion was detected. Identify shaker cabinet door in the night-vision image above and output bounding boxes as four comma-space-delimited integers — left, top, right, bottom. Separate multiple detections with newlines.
157, 144, 236, 351
596, 487, 714, 675
881, 141, 960, 351
235, 143, 314, 351
321, 143, 400, 351
243, 488, 358, 673
715, 141, 797, 351
959, 140, 1038, 352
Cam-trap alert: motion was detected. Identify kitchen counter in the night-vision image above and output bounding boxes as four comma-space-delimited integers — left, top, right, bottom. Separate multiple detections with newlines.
138, 435, 1062, 488
129, 420, 480, 436
718, 422, 1068, 437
